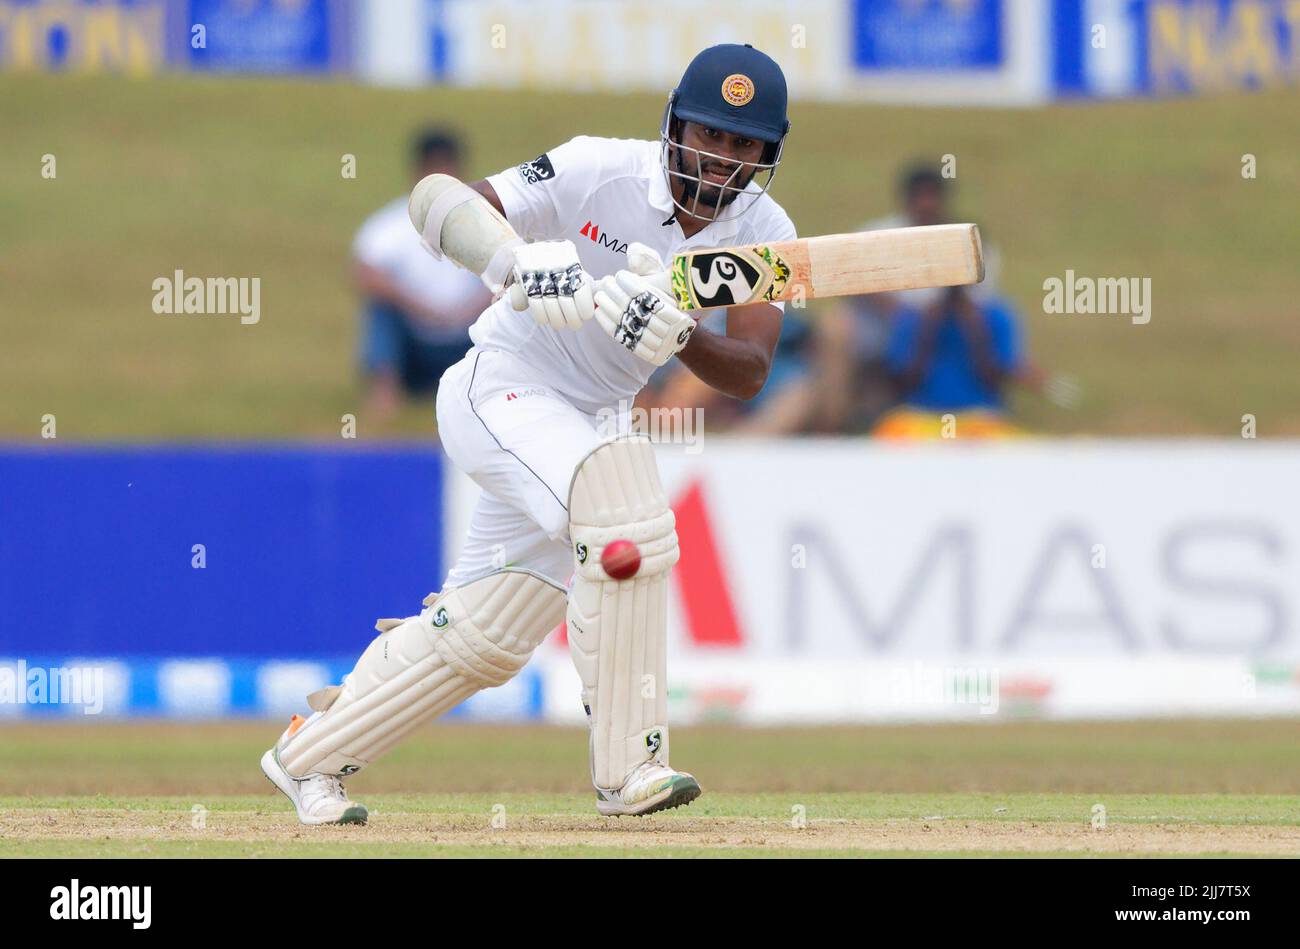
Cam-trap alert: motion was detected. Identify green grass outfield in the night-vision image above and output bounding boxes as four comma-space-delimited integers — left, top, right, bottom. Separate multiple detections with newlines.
1, 721, 1296, 857
1, 75, 1298, 438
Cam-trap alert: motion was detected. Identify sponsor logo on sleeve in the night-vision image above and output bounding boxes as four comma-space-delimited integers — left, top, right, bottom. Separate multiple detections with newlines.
516, 153, 556, 185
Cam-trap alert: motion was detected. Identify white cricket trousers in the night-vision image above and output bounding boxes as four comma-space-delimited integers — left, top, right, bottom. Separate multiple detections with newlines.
436, 347, 619, 588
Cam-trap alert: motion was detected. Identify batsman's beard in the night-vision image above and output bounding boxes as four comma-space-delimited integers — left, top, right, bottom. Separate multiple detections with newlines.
673, 145, 752, 216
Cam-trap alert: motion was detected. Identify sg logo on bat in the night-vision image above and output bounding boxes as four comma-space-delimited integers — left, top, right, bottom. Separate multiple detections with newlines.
671, 244, 790, 310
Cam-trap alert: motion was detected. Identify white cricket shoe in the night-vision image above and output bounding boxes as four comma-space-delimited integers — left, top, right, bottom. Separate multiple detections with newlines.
260, 743, 369, 826
595, 760, 701, 817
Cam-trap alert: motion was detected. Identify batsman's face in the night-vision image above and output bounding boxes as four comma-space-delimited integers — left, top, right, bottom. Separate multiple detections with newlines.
675, 121, 766, 208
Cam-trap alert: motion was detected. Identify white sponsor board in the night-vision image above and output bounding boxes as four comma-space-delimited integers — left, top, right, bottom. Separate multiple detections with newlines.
359, 0, 1050, 106
435, 0, 848, 102
447, 440, 1300, 720
534, 653, 1298, 725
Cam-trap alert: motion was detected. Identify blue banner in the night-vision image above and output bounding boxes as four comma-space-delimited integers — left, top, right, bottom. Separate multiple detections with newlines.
185, 0, 350, 73
0, 446, 442, 659
0, 0, 352, 74
0, 656, 543, 719
852, 0, 1004, 71
1135, 0, 1296, 94
1052, 0, 1298, 98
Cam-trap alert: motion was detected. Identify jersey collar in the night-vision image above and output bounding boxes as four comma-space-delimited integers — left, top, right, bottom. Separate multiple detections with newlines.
648, 146, 749, 247
651, 170, 747, 247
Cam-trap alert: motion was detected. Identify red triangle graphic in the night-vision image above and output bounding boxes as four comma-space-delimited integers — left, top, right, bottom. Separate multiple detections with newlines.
548, 477, 745, 649
672, 478, 744, 646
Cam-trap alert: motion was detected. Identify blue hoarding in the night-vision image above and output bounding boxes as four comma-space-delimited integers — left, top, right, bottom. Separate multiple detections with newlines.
0, 445, 442, 658
185, 0, 351, 73
1052, 0, 1298, 99
853, 0, 1004, 71
0, 0, 352, 74
0, 445, 520, 719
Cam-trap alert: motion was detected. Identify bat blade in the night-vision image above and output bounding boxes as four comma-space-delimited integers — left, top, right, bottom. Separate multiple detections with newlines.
663, 223, 984, 311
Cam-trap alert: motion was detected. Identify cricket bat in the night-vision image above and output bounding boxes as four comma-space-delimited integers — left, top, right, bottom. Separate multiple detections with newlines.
653, 223, 984, 311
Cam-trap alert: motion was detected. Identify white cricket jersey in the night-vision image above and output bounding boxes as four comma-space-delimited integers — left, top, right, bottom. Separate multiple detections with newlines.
353, 197, 489, 342
475, 136, 797, 414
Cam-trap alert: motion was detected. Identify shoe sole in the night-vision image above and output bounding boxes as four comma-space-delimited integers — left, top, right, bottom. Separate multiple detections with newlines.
260, 749, 369, 826
597, 775, 702, 817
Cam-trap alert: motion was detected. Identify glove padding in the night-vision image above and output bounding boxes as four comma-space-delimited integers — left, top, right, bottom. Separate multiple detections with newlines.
507, 240, 595, 331
593, 244, 697, 367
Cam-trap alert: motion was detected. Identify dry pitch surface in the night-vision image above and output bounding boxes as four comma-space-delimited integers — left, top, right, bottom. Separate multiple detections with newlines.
1, 721, 1297, 858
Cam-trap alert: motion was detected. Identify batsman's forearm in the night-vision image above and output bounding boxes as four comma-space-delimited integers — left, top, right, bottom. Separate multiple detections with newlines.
675, 325, 771, 401
408, 174, 522, 292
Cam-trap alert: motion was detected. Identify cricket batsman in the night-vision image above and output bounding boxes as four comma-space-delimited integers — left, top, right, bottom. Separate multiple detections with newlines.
261, 44, 796, 822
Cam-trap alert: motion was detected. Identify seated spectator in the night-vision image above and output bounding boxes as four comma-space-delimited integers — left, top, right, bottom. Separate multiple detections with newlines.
729, 312, 816, 434
875, 286, 1025, 439
635, 310, 816, 436
354, 129, 491, 420
728, 164, 998, 435
640, 163, 1075, 438
763, 163, 1072, 436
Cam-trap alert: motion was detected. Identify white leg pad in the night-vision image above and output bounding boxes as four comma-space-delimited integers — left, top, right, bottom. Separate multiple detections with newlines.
566, 435, 679, 790
278, 568, 566, 778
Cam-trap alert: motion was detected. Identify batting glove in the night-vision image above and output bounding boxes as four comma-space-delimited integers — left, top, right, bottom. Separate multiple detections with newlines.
594, 254, 697, 366
506, 240, 595, 331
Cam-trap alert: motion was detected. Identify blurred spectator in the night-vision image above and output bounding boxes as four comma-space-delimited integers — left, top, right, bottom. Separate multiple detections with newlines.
831, 164, 1006, 432
640, 162, 1077, 438
730, 313, 816, 434
353, 129, 490, 419
636, 310, 816, 435
757, 162, 1074, 437
874, 285, 1025, 437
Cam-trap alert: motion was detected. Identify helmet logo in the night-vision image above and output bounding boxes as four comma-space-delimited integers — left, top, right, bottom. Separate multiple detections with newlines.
721, 74, 755, 106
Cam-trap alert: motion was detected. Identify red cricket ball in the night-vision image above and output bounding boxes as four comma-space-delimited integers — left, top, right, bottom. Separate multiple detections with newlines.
600, 539, 642, 580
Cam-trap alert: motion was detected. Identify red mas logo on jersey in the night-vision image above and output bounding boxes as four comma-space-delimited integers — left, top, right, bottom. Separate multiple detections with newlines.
579, 221, 629, 255
505, 387, 545, 402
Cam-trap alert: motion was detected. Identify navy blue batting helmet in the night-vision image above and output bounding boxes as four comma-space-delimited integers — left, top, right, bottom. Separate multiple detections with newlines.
669, 43, 790, 144
659, 44, 790, 222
